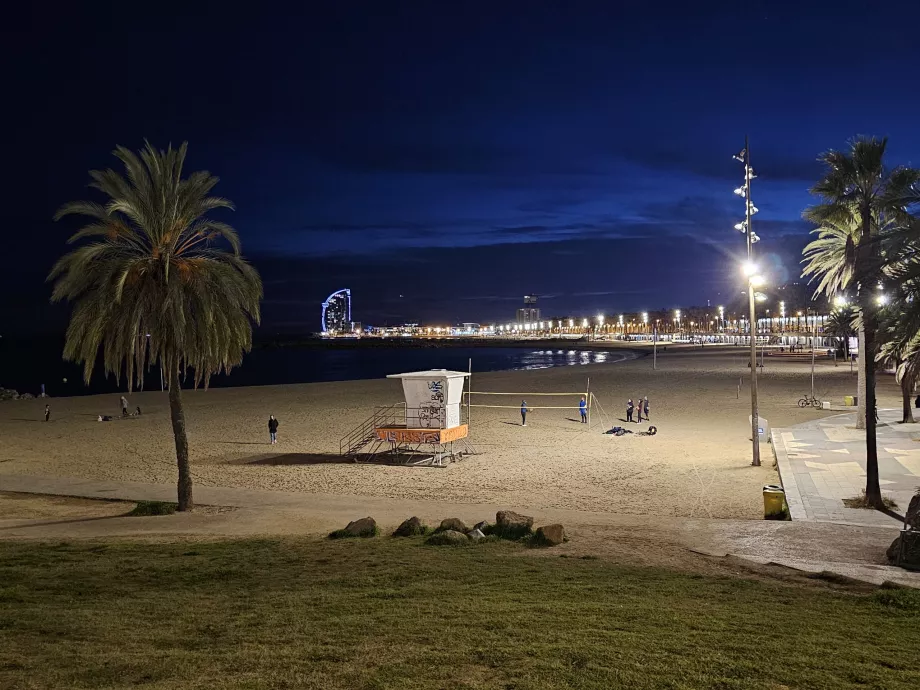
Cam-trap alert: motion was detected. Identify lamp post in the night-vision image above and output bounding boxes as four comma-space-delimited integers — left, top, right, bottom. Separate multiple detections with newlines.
735, 138, 762, 467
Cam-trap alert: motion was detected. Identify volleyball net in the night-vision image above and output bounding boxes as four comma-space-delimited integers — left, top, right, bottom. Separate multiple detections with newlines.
462, 391, 591, 409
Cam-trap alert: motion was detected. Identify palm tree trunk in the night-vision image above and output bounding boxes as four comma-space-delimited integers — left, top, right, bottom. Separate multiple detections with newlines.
860, 297, 882, 509
168, 360, 194, 511
902, 372, 915, 424
856, 326, 866, 430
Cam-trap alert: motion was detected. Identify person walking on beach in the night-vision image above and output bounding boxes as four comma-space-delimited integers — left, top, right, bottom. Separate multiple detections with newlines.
268, 415, 279, 444
44, 404, 50, 422
120, 395, 129, 417
636, 396, 644, 422
642, 396, 650, 422
579, 396, 588, 423
626, 398, 634, 423
521, 400, 528, 427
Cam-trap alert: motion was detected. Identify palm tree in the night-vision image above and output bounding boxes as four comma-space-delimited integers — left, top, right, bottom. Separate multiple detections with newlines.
802, 204, 868, 427
802, 136, 920, 509
48, 143, 262, 511
824, 306, 856, 360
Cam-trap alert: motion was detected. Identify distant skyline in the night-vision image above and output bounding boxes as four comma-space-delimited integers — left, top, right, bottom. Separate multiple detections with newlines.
3, 1, 919, 334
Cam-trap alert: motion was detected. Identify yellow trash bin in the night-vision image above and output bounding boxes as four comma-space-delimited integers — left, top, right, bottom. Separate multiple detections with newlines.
763, 485, 787, 520
843, 395, 855, 407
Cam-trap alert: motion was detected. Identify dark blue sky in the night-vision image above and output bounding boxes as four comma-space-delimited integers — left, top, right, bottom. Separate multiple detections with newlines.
3, 1, 919, 334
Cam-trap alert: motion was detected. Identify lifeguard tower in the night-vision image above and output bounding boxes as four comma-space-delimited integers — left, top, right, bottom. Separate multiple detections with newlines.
339, 369, 474, 467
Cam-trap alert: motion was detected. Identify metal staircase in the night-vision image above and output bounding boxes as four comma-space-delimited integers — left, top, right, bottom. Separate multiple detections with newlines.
339, 403, 406, 456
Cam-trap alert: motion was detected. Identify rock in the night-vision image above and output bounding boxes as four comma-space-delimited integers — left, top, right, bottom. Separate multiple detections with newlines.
467, 528, 485, 541
534, 524, 567, 546
906, 494, 920, 531
426, 530, 469, 546
0, 387, 20, 401
887, 531, 920, 568
393, 516, 426, 537
19, 393, 34, 400
330, 516, 377, 539
495, 510, 534, 539
437, 517, 468, 533
473, 521, 491, 533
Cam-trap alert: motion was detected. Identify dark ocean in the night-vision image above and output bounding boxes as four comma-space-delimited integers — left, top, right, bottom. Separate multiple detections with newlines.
0, 339, 634, 398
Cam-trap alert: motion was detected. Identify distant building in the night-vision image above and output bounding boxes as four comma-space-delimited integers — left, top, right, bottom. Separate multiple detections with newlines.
321, 289, 351, 333
516, 294, 541, 325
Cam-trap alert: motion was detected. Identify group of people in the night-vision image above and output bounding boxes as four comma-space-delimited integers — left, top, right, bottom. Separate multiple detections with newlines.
626, 397, 650, 423
518, 395, 650, 427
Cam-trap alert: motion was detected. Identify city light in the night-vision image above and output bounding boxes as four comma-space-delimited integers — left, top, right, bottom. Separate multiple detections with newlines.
597, 315, 604, 325
582, 318, 589, 328
568, 319, 574, 328
641, 312, 648, 324
742, 261, 758, 277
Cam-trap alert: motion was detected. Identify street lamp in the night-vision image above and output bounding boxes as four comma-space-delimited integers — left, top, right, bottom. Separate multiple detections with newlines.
735, 138, 762, 466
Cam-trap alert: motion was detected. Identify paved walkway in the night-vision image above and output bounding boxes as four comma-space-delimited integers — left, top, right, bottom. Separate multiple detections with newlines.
773, 409, 919, 527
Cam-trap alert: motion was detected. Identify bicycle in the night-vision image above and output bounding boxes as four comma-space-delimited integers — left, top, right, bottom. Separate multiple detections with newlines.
797, 394, 822, 408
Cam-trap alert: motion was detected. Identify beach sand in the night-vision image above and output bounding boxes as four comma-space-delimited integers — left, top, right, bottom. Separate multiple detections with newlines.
0, 347, 900, 519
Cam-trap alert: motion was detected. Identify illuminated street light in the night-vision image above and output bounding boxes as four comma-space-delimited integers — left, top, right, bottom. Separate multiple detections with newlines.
597, 315, 604, 325
568, 319, 574, 328
734, 137, 762, 467
582, 318, 588, 328
641, 312, 648, 324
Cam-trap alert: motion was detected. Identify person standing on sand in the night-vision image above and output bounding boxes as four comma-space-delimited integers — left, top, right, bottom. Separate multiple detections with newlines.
579, 396, 588, 423
643, 396, 650, 421
120, 395, 129, 417
636, 397, 644, 422
626, 398, 634, 423
521, 400, 528, 427
44, 405, 50, 422
268, 415, 279, 444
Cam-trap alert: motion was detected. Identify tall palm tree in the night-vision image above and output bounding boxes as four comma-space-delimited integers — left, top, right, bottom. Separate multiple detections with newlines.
48, 143, 263, 511
802, 136, 920, 509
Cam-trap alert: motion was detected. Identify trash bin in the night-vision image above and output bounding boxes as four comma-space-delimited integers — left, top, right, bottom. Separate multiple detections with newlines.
763, 485, 787, 520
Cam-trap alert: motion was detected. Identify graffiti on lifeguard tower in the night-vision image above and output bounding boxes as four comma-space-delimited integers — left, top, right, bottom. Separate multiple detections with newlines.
427, 380, 444, 404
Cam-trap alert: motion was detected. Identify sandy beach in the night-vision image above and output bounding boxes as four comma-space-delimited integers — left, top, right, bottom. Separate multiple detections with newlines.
0, 347, 901, 519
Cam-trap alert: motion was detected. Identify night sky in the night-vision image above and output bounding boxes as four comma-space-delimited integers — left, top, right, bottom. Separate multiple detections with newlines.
3, 1, 919, 335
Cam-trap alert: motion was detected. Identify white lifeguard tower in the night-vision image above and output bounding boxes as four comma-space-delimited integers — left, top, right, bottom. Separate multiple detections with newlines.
339, 369, 474, 467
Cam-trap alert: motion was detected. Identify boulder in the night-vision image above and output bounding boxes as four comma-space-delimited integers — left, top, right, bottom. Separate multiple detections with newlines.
19, 393, 34, 400
887, 531, 920, 568
534, 524, 567, 546
437, 517, 468, 533
393, 516, 426, 537
426, 530, 469, 546
495, 510, 534, 539
330, 516, 377, 539
467, 528, 486, 542
906, 494, 920, 531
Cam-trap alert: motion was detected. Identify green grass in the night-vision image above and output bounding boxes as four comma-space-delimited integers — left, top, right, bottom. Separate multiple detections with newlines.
0, 538, 918, 689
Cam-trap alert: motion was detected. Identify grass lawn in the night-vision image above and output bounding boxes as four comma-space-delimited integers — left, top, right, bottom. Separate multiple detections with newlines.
0, 537, 917, 689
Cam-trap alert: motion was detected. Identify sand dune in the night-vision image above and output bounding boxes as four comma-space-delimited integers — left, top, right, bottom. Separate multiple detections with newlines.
0, 348, 898, 519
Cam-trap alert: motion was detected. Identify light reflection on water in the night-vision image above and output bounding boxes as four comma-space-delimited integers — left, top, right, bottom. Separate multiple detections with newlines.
515, 349, 622, 371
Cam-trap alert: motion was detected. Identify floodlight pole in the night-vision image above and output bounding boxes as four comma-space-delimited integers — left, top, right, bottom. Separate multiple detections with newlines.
744, 136, 761, 467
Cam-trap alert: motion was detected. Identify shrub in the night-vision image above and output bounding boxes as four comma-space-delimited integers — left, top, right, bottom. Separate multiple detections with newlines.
128, 501, 177, 516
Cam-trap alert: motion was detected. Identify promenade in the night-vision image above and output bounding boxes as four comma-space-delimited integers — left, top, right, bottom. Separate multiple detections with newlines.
774, 409, 919, 527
